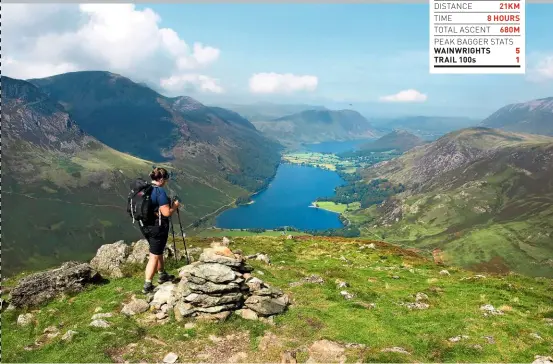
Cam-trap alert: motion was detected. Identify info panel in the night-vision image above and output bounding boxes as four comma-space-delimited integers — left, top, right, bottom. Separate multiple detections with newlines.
429, 0, 525, 74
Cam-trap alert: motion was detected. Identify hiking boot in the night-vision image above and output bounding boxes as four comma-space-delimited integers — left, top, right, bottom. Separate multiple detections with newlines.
142, 281, 155, 294
158, 272, 175, 284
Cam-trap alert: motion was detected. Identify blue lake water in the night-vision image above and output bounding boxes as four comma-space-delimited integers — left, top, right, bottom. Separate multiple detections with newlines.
216, 164, 346, 230
303, 139, 376, 154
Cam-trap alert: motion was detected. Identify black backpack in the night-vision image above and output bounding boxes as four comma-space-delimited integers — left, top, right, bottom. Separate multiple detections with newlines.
127, 178, 156, 226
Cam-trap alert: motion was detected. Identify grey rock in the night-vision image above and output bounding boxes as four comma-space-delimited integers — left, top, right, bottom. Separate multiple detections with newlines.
191, 263, 236, 283
163, 352, 179, 364
184, 292, 243, 308
127, 239, 150, 264
340, 291, 354, 300
150, 282, 176, 309
533, 356, 553, 364
90, 241, 130, 278
184, 322, 196, 329
256, 254, 271, 264
254, 286, 284, 298
246, 277, 264, 291
415, 292, 429, 301
174, 302, 196, 319
480, 304, 503, 315
91, 313, 113, 320
62, 330, 78, 341
195, 303, 239, 313
17, 313, 35, 326
237, 308, 259, 321
121, 299, 149, 316
222, 237, 231, 245
439, 269, 451, 276
10, 261, 102, 308
307, 340, 346, 363
406, 302, 429, 310
90, 319, 111, 328
245, 295, 288, 316
336, 280, 348, 288
199, 249, 244, 268
188, 281, 241, 294
380, 347, 411, 355
448, 335, 469, 343
156, 311, 168, 320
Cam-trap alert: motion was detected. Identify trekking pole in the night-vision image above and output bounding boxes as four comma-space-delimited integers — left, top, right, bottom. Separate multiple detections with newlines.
176, 209, 190, 264
170, 216, 178, 263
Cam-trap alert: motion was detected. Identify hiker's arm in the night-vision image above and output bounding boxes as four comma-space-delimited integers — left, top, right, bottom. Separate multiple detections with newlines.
159, 203, 178, 217
158, 191, 179, 217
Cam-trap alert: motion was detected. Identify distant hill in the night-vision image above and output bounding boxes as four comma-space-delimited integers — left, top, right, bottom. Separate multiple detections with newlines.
481, 97, 553, 136
252, 109, 378, 146
359, 130, 425, 153
349, 127, 553, 277
220, 102, 328, 122
369, 116, 478, 140
3, 73, 282, 275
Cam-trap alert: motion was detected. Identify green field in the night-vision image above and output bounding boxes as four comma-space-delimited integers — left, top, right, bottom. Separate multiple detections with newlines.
282, 152, 357, 172
312, 201, 361, 214
3, 236, 552, 363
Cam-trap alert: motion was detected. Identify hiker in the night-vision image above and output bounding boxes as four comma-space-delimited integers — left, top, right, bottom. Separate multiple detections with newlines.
140, 167, 180, 293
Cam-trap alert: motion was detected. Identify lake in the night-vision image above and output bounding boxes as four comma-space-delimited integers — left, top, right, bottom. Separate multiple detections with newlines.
216, 164, 345, 230
303, 139, 376, 154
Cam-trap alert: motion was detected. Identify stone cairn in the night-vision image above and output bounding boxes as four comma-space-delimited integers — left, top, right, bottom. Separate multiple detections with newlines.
148, 245, 290, 322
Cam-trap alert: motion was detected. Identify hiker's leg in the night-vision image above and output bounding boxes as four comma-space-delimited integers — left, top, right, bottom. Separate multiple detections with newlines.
145, 254, 160, 281
157, 255, 164, 272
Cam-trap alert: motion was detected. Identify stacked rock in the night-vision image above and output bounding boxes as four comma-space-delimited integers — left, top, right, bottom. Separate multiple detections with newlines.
168, 246, 289, 322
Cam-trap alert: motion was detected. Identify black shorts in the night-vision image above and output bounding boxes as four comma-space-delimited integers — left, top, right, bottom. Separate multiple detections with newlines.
140, 221, 170, 256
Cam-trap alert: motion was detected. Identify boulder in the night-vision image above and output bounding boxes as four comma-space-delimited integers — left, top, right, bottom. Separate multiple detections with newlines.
121, 299, 150, 316
533, 356, 553, 364
237, 308, 259, 321
245, 295, 288, 316
163, 352, 179, 364
184, 292, 243, 308
192, 263, 236, 284
10, 261, 102, 308
307, 340, 346, 363
199, 249, 244, 268
90, 241, 130, 278
188, 281, 241, 294
90, 319, 111, 328
150, 283, 177, 309
17, 313, 35, 326
127, 239, 150, 264
62, 330, 78, 341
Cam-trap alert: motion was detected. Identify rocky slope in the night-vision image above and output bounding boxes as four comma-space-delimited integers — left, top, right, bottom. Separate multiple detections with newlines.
358, 130, 425, 153
1, 75, 280, 275
481, 97, 553, 136
2, 236, 552, 363
252, 109, 377, 146
350, 127, 553, 277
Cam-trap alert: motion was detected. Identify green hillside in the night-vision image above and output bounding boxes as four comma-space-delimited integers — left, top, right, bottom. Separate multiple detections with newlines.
346, 128, 553, 277
358, 130, 425, 153
2, 236, 552, 363
2, 75, 280, 276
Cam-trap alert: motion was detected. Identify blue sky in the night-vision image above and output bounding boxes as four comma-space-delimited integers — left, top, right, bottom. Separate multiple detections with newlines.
136, 4, 553, 118
5, 3, 553, 119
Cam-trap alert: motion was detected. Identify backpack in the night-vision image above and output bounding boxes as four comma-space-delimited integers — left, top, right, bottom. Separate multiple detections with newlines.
127, 178, 156, 226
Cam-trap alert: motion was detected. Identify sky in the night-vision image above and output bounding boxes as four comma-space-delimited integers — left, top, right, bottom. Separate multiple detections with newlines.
3, 3, 553, 118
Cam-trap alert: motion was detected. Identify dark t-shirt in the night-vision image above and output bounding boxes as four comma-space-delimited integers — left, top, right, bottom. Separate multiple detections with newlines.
151, 186, 170, 223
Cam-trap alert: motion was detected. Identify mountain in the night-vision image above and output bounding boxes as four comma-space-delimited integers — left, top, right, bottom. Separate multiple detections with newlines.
358, 130, 425, 153
349, 127, 553, 277
369, 116, 478, 140
481, 97, 553, 136
220, 102, 328, 122
252, 109, 378, 146
3, 74, 281, 275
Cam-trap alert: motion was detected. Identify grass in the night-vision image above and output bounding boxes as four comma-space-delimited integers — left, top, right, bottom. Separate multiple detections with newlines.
312, 201, 361, 214
3, 236, 553, 363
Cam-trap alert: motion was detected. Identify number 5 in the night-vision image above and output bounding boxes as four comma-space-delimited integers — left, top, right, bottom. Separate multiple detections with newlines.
516, 47, 520, 54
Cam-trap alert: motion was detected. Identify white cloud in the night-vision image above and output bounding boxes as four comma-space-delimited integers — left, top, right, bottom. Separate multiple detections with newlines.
528, 55, 553, 82
3, 4, 222, 94
379, 89, 427, 103
249, 72, 318, 94
160, 75, 224, 94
